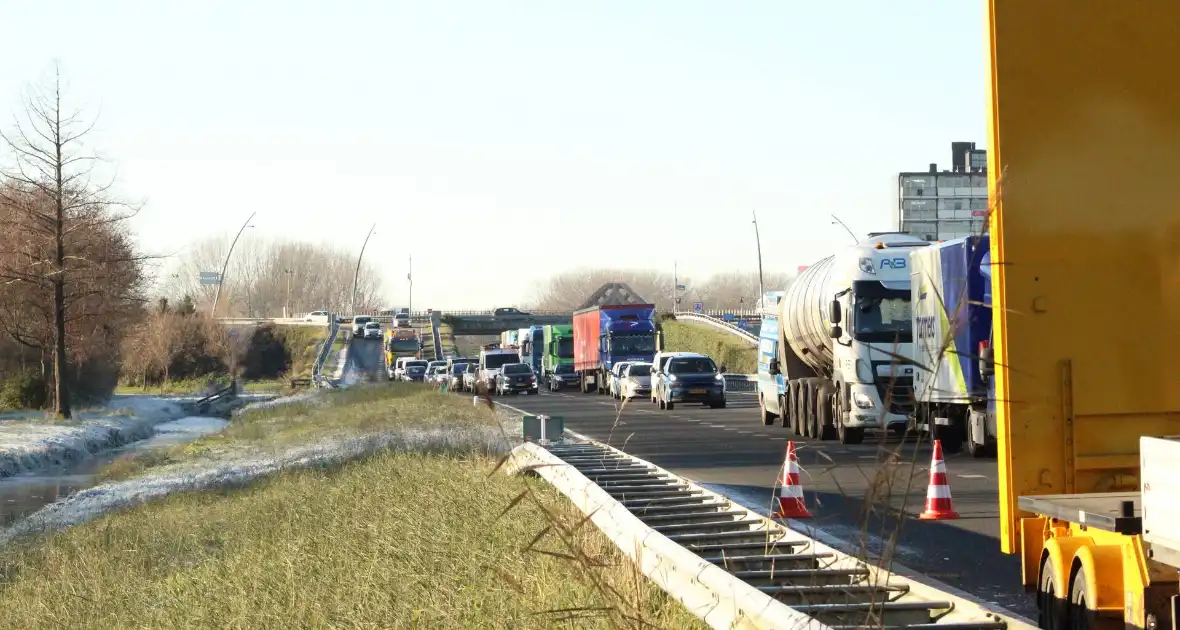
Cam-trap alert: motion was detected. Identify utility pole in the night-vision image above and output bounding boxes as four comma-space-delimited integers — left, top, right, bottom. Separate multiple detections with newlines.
673, 261, 678, 313
351, 223, 376, 315
211, 212, 256, 318
407, 254, 413, 314
752, 210, 765, 310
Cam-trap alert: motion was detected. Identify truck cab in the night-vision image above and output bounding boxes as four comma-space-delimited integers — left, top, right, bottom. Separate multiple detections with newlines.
541, 324, 574, 383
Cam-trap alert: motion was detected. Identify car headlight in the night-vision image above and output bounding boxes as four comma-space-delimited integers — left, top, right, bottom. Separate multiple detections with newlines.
714, 373, 724, 381
852, 391, 875, 409
667, 375, 678, 382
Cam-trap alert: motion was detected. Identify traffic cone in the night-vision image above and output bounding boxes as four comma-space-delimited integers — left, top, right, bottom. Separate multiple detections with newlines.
772, 441, 812, 519
919, 440, 959, 520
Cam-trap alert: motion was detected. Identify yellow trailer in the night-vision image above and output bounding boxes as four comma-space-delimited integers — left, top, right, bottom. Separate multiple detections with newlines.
987, 1, 1180, 627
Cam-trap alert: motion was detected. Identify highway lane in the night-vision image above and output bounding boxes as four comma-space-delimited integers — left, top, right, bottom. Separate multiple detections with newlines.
484, 387, 1034, 617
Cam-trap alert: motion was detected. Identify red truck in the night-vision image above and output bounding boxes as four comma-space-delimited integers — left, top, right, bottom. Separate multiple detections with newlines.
572, 304, 659, 394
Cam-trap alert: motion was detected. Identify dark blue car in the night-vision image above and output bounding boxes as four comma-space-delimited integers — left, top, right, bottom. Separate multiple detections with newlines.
657, 355, 726, 410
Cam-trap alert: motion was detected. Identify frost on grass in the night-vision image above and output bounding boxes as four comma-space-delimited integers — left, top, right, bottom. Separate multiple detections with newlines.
0, 422, 511, 547
0, 396, 188, 478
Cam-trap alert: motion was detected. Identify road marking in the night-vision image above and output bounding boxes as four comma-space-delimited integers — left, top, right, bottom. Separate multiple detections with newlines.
957, 474, 986, 479
737, 430, 753, 434
770, 436, 786, 441
708, 424, 726, 429
858, 455, 877, 460
754, 433, 769, 437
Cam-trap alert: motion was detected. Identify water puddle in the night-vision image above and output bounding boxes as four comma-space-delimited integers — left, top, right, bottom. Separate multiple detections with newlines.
0, 416, 229, 527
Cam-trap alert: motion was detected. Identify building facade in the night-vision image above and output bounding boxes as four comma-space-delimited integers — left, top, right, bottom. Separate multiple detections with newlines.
896, 141, 989, 242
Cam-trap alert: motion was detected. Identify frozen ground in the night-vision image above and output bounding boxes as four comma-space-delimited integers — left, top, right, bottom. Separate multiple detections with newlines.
0, 395, 194, 478
0, 421, 512, 547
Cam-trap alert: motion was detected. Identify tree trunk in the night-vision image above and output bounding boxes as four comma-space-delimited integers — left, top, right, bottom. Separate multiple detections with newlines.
53, 275, 70, 419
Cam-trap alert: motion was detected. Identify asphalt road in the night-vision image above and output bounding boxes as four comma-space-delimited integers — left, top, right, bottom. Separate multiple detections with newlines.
481, 386, 1034, 618
344, 337, 386, 383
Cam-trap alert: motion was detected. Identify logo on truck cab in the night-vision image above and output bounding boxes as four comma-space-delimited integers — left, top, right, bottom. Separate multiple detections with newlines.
880, 257, 907, 270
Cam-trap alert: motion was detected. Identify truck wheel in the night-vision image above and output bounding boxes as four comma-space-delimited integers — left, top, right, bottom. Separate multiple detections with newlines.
788, 383, 803, 436
778, 395, 790, 429
818, 383, 839, 441
803, 379, 820, 439
966, 409, 995, 458
665, 397, 674, 411
759, 397, 776, 426
1069, 564, 1120, 630
833, 391, 863, 444
1037, 555, 1069, 630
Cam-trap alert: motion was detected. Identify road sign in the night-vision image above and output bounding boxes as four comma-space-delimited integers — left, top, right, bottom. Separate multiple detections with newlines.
199, 271, 222, 286
692, 301, 704, 313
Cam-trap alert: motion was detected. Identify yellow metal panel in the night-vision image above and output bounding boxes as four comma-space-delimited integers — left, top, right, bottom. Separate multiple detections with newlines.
987, 1, 1180, 554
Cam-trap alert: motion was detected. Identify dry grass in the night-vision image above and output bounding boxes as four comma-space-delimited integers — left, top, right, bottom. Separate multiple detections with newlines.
0, 451, 706, 629
660, 320, 757, 373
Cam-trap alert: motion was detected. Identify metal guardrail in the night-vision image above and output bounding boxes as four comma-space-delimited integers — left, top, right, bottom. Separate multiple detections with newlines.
216, 317, 332, 326
192, 381, 238, 414
724, 373, 757, 392
312, 318, 340, 387
507, 436, 1032, 630
671, 312, 760, 346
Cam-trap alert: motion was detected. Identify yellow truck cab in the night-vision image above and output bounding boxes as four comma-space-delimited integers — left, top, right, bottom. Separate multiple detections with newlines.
986, 2, 1180, 627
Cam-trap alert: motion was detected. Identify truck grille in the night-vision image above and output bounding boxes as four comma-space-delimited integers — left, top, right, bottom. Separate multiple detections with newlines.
874, 376, 914, 415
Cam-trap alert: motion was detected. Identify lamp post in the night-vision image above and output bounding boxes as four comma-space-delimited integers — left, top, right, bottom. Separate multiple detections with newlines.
351, 223, 376, 316
284, 269, 293, 318
407, 254, 413, 314
210, 212, 256, 318
752, 210, 765, 310
830, 213, 858, 243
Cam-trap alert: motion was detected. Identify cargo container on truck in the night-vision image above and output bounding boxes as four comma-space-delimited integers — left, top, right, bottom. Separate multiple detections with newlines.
909, 234, 996, 456
541, 324, 574, 381
499, 330, 519, 348
756, 233, 929, 444
982, 4, 1180, 627
572, 304, 658, 394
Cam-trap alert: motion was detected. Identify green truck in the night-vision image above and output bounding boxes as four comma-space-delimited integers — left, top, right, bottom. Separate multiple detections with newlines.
541, 324, 574, 385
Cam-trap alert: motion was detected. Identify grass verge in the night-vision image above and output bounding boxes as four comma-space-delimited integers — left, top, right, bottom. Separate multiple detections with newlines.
661, 320, 757, 373
0, 385, 708, 629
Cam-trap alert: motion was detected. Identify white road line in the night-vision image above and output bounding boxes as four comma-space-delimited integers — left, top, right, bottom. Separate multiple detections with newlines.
754, 433, 769, 437
708, 424, 726, 429
858, 455, 877, 460
737, 430, 753, 435
770, 436, 787, 441
957, 474, 987, 479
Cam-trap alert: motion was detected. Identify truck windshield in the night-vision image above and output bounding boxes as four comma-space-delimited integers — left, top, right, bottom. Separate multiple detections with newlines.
852, 295, 912, 342
389, 340, 419, 352
556, 338, 574, 358
609, 335, 656, 355
483, 353, 519, 369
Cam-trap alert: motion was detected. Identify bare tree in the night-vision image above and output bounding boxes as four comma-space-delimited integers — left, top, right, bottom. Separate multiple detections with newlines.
160, 235, 385, 316
0, 63, 146, 417
692, 270, 796, 310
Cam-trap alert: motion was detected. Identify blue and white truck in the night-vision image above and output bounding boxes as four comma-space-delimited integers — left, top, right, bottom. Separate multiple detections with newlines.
756, 233, 929, 444
573, 304, 659, 394
909, 234, 995, 457
518, 325, 545, 375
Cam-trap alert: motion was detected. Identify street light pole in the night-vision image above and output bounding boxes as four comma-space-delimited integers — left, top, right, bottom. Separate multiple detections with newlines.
752, 210, 765, 310
351, 223, 376, 315
210, 211, 256, 318
407, 254, 413, 314
830, 213, 859, 243
284, 269, 292, 318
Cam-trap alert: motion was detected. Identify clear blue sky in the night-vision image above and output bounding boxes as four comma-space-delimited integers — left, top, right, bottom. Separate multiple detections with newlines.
0, 1, 987, 309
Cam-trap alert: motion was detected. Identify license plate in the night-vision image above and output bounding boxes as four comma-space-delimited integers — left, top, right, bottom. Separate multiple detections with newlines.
690, 388, 706, 394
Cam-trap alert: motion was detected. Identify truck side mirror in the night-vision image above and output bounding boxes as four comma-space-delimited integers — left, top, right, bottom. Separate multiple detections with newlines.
768, 359, 780, 375
980, 344, 995, 377
829, 300, 841, 324
829, 324, 842, 339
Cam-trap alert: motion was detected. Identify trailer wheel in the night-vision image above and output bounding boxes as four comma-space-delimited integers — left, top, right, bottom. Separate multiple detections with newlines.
966, 408, 996, 458
778, 395, 790, 429
801, 379, 818, 438
1068, 564, 1120, 630
1037, 555, 1069, 630
789, 382, 804, 436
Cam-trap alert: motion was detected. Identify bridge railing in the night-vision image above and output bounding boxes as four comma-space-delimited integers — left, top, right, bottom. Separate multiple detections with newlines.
670, 312, 760, 346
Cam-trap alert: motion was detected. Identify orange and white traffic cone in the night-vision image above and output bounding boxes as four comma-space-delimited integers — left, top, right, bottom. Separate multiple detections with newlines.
772, 441, 812, 519
919, 439, 959, 520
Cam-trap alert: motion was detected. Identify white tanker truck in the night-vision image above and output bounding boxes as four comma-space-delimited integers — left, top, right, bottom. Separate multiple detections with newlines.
755, 233, 930, 444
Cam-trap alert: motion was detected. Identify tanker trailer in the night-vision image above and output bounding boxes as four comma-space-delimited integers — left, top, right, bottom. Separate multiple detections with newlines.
761, 233, 929, 444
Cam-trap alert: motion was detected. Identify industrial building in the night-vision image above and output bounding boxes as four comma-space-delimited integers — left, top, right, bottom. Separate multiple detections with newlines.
896, 141, 989, 242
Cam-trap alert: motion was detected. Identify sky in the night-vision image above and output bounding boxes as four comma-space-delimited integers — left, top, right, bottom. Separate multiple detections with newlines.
0, 1, 988, 310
